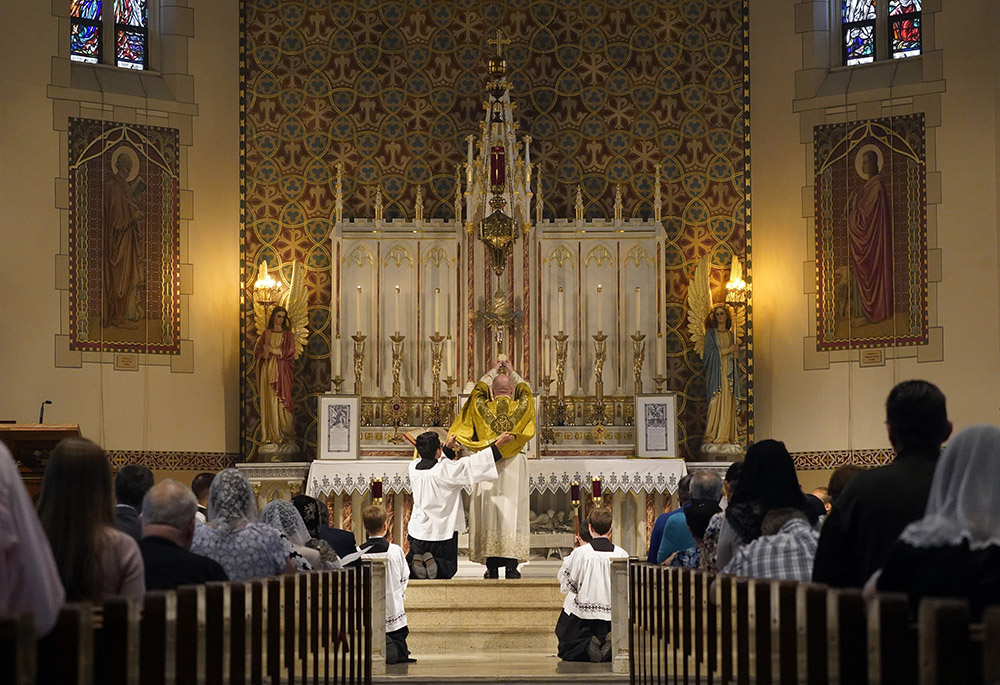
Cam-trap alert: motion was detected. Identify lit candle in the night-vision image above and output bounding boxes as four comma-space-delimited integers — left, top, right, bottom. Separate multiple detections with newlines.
558, 287, 565, 333
634, 287, 641, 335
657, 334, 665, 376
490, 145, 506, 186
434, 288, 441, 334
392, 285, 399, 335
597, 284, 603, 333
394, 285, 400, 335
355, 286, 362, 335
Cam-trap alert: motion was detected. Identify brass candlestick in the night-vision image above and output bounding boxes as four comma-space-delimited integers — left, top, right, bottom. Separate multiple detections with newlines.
592, 332, 607, 422
385, 335, 407, 444
351, 334, 366, 396
444, 377, 457, 396
631, 332, 646, 395
429, 333, 445, 426
538, 376, 554, 396
553, 332, 570, 425
331, 376, 345, 394
653, 376, 667, 393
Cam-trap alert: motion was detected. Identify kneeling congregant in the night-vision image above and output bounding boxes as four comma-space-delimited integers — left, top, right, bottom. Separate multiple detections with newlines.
555, 508, 628, 662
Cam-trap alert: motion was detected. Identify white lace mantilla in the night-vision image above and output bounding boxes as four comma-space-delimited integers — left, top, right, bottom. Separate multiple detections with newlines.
307, 458, 687, 497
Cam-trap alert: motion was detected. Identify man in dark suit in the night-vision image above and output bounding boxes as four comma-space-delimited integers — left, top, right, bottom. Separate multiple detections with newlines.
314, 498, 360, 564
139, 479, 227, 590
115, 464, 154, 540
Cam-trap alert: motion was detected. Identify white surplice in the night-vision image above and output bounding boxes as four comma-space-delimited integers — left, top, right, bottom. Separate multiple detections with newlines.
558, 539, 629, 621
362, 540, 409, 632
407, 446, 498, 542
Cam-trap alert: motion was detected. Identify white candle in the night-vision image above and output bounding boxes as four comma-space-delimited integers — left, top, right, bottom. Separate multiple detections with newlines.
597, 284, 603, 333
334, 336, 342, 376
434, 288, 441, 334
446, 338, 454, 377
634, 287, 641, 335
657, 335, 665, 376
543, 334, 551, 377
558, 287, 565, 333
355, 286, 362, 335
394, 285, 400, 335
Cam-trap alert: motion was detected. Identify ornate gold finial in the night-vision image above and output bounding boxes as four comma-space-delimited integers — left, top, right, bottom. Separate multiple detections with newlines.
374, 187, 384, 222
335, 163, 344, 223
575, 185, 584, 222
614, 184, 623, 221
415, 185, 424, 222
454, 165, 463, 223
654, 165, 662, 223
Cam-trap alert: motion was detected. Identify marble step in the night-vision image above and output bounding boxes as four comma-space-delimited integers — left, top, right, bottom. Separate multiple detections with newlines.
403, 578, 565, 653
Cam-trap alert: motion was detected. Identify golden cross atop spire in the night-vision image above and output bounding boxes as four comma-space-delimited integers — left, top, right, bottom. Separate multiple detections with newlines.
487, 28, 511, 57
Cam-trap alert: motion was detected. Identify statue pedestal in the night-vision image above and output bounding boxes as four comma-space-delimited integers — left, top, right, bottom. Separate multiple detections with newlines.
699, 441, 745, 461
236, 462, 310, 511
257, 442, 301, 463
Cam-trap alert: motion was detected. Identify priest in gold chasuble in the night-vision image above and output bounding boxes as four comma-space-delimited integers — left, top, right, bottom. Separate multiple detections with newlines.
450, 360, 534, 578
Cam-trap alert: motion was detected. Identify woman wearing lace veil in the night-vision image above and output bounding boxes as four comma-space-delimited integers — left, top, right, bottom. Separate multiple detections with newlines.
191, 468, 292, 580
260, 499, 320, 571
874, 424, 1000, 619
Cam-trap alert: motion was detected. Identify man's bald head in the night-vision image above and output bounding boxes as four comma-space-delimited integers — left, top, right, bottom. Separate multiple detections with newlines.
142, 479, 198, 531
492, 374, 513, 398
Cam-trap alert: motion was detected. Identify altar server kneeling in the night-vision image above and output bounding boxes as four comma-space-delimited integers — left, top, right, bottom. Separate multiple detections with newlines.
358, 504, 414, 664
555, 508, 628, 662
407, 430, 511, 579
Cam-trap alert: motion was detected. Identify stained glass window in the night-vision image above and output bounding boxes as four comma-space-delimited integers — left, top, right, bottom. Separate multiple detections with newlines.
842, 0, 876, 65
841, 0, 921, 66
70, 0, 103, 64
889, 0, 921, 59
69, 0, 147, 70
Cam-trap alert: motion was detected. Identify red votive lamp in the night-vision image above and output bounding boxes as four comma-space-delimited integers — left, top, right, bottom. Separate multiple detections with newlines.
490, 145, 506, 186
591, 477, 602, 500
571, 482, 580, 505
371, 478, 383, 502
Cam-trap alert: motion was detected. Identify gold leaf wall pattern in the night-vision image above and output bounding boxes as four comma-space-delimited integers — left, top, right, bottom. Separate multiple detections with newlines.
241, 0, 750, 459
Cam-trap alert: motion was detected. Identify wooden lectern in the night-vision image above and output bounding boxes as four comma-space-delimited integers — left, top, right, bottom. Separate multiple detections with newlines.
0, 423, 80, 498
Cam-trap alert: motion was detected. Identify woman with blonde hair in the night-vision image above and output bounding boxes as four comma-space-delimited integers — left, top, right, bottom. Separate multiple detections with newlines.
37, 437, 145, 601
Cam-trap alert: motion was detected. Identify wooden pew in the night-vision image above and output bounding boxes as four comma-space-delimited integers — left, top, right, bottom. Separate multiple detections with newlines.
866, 592, 914, 685
96, 596, 140, 685
203, 582, 230, 685
795, 583, 828, 685
770, 580, 797, 685
827, 588, 867, 685
918, 598, 975, 685
139, 591, 175, 685
983, 606, 1000, 684
175, 585, 206, 685
35, 604, 94, 685
0, 613, 35, 685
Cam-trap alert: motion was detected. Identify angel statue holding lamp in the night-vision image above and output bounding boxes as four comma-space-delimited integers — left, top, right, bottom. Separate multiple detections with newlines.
687, 255, 743, 456
253, 261, 308, 458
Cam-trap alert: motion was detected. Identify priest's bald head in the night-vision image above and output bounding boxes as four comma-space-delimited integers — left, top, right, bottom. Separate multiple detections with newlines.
415, 431, 442, 460
492, 374, 514, 398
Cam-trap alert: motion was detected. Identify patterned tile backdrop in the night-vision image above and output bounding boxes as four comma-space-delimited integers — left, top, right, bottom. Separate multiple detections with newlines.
241, 0, 750, 460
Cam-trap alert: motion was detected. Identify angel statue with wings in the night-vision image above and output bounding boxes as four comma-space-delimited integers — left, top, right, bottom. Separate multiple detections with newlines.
253, 261, 308, 451
687, 255, 743, 453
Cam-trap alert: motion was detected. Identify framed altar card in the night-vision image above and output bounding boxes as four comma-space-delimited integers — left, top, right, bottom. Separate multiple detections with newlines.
318, 395, 360, 460
634, 394, 678, 458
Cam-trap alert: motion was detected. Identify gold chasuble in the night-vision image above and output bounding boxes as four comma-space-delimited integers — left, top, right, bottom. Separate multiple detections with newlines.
451, 368, 535, 564
450, 379, 535, 458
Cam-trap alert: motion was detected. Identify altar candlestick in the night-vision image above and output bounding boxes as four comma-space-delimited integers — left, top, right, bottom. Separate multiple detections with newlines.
597, 284, 603, 332
394, 285, 400, 335
634, 287, 641, 335
355, 286, 362, 335
434, 288, 441, 334
558, 287, 565, 333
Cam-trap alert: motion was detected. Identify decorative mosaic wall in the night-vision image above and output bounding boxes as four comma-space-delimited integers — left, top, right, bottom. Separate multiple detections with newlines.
69, 119, 181, 354
241, 0, 750, 460
814, 115, 927, 351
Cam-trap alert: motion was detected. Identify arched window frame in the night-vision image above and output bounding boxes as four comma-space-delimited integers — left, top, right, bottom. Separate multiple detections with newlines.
70, 0, 152, 71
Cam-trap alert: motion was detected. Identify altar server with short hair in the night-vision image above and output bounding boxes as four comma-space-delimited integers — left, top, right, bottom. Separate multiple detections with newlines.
358, 504, 414, 664
555, 508, 628, 662
406, 430, 509, 579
